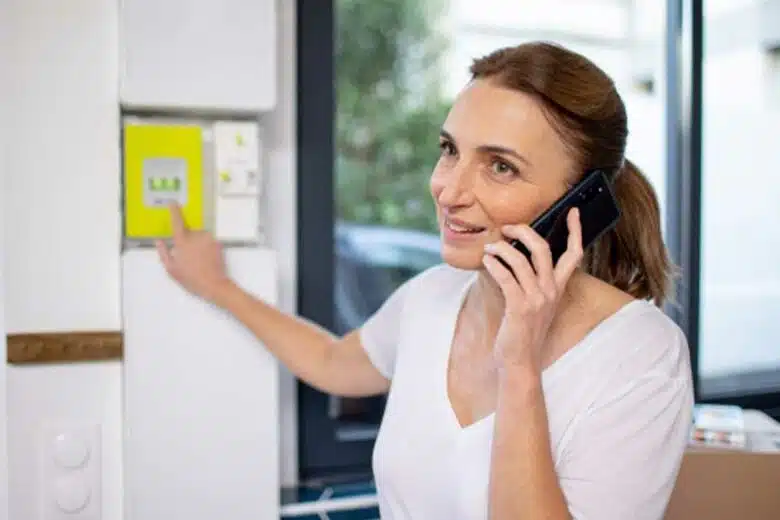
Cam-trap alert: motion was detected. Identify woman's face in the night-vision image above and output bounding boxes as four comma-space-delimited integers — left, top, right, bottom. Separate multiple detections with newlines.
430, 79, 576, 270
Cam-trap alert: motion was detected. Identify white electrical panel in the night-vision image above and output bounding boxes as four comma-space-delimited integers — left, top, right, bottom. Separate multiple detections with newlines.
118, 0, 277, 111
122, 248, 280, 520
213, 121, 263, 242
215, 122, 261, 197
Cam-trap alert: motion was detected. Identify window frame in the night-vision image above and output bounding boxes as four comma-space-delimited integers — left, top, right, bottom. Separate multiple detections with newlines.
664, 0, 703, 397
295, 0, 380, 482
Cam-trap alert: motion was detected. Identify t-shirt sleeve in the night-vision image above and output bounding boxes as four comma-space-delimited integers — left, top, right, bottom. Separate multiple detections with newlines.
358, 275, 416, 380
556, 335, 694, 519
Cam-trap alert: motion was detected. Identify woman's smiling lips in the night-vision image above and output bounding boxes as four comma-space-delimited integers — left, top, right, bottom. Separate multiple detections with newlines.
441, 215, 488, 243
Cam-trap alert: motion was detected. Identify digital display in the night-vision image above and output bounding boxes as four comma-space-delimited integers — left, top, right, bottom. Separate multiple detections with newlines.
142, 157, 188, 207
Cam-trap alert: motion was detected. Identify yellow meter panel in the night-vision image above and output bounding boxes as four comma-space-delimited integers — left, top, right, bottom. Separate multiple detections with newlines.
124, 123, 204, 239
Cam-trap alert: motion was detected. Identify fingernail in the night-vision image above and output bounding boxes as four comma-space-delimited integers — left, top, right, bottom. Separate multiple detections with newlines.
484, 242, 498, 254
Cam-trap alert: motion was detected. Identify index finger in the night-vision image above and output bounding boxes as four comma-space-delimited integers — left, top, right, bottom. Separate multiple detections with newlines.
502, 224, 554, 282
554, 207, 583, 286
168, 202, 188, 239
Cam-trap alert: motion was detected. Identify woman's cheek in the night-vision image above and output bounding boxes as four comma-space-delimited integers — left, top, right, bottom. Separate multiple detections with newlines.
484, 188, 545, 227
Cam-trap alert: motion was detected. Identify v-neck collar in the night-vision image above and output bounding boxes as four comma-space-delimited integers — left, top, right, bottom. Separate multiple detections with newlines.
437, 270, 651, 433
440, 271, 488, 432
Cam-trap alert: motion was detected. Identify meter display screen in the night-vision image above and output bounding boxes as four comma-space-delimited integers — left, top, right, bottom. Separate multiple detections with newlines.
142, 157, 188, 207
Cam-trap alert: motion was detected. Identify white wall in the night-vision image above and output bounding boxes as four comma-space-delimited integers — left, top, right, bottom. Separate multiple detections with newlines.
4, 2, 124, 520
3, 2, 298, 519
1, 2, 11, 515
0, 207, 8, 520
4, 2, 123, 334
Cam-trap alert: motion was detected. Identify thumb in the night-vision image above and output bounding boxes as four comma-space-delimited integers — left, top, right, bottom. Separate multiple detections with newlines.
156, 240, 175, 274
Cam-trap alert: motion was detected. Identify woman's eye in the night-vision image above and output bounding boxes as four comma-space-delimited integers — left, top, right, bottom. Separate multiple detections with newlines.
439, 141, 456, 156
491, 159, 516, 176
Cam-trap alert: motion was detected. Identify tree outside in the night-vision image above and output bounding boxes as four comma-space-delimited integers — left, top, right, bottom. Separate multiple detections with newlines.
335, 0, 452, 234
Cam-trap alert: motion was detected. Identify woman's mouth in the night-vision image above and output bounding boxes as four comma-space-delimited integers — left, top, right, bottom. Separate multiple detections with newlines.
443, 217, 487, 239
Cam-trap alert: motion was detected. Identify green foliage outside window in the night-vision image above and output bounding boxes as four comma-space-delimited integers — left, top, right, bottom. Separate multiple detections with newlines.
335, 0, 452, 233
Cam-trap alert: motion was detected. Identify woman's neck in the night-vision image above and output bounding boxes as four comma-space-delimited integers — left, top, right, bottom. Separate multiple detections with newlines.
471, 270, 507, 322
469, 267, 589, 329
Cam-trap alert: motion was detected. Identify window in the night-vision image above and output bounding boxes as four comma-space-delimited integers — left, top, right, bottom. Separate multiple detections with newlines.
697, 0, 780, 408
297, 0, 679, 483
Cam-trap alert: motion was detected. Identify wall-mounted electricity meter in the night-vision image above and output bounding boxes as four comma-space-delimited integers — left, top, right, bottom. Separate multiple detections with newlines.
123, 122, 205, 239
122, 116, 263, 244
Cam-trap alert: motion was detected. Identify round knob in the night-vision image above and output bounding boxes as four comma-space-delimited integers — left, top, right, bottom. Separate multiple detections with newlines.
52, 432, 90, 469
54, 476, 91, 513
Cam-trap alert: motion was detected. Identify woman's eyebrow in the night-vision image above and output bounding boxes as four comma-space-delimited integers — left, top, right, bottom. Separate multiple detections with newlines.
439, 129, 531, 166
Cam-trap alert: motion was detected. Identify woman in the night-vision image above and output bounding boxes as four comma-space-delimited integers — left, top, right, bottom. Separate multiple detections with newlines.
158, 41, 694, 519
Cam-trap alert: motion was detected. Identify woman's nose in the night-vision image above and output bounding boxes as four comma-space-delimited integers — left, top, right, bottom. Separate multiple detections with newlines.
436, 165, 476, 206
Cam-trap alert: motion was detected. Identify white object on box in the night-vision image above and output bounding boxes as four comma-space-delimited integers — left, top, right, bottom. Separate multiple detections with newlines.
693, 404, 745, 432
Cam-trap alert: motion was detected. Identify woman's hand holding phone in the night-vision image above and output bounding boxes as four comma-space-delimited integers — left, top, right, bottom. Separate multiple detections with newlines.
482, 208, 583, 373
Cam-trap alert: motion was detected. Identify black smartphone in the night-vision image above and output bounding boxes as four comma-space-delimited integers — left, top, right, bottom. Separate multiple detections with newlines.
503, 168, 621, 269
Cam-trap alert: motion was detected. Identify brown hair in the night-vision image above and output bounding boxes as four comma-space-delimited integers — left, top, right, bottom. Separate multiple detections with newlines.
470, 41, 675, 306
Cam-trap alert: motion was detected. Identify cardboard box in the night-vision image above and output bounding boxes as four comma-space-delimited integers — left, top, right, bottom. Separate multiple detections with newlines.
665, 445, 780, 519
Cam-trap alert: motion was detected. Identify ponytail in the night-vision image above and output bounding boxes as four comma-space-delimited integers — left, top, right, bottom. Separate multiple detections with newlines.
583, 159, 676, 306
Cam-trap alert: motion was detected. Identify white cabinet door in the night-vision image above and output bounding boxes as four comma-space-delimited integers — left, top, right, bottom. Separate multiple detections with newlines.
119, 0, 277, 112
122, 247, 280, 520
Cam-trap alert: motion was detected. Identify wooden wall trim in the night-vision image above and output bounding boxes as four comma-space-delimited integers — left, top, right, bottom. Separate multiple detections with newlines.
6, 331, 123, 364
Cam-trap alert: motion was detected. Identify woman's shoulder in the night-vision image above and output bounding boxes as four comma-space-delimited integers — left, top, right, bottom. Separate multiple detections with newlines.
592, 297, 692, 385
579, 275, 688, 360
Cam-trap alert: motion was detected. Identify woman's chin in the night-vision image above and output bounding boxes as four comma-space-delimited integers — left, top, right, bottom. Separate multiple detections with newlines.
440, 244, 485, 271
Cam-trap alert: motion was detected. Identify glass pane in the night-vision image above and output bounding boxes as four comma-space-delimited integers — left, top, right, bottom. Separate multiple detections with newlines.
332, 0, 669, 421
698, 0, 780, 397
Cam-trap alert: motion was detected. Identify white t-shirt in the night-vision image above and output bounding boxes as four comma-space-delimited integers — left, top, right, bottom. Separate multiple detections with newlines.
360, 264, 694, 520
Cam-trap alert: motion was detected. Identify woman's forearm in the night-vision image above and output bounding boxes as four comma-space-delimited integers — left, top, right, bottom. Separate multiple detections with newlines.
489, 366, 571, 520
